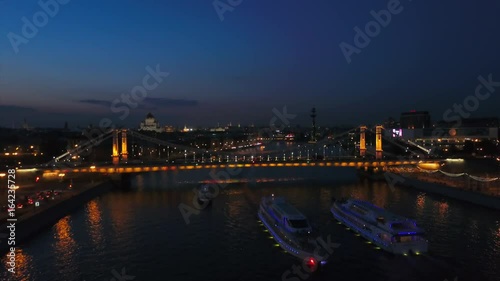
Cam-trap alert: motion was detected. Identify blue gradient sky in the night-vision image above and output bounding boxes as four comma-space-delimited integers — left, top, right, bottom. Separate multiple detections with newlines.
1, 0, 500, 128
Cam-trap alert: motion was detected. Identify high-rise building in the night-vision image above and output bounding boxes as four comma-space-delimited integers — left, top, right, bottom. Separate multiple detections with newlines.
309, 107, 317, 143
400, 111, 431, 129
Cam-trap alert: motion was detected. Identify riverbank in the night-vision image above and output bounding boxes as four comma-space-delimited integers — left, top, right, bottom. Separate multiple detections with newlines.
0, 180, 113, 254
396, 174, 500, 210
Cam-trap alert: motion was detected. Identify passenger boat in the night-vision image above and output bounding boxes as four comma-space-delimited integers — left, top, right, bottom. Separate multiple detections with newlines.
258, 195, 329, 267
331, 198, 428, 255
197, 184, 214, 205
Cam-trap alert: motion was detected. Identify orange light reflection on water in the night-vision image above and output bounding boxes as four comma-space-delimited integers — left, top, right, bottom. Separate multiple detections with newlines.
438, 201, 449, 217
53, 216, 77, 275
416, 194, 425, 209
2, 248, 33, 281
86, 200, 104, 247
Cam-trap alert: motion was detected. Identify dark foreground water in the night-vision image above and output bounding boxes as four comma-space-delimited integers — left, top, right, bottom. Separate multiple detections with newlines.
1, 167, 499, 281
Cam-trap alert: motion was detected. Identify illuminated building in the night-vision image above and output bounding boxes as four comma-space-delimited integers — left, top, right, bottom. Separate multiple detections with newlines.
164, 126, 175, 133
400, 111, 431, 129
139, 113, 162, 132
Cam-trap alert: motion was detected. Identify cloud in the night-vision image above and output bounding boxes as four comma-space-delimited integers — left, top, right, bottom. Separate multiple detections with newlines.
0, 105, 37, 113
79, 99, 112, 107
78, 97, 198, 109
144, 97, 198, 107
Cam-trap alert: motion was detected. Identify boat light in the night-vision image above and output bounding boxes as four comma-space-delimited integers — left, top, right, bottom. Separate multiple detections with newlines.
304, 257, 318, 272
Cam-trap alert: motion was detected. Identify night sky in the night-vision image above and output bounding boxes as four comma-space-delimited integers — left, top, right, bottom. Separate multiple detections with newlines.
1, 0, 500, 128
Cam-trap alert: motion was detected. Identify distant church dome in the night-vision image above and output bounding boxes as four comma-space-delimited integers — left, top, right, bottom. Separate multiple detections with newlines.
139, 112, 163, 132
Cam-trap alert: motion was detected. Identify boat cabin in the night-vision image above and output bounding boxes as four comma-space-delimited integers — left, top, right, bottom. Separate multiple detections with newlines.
270, 199, 312, 233
346, 199, 425, 235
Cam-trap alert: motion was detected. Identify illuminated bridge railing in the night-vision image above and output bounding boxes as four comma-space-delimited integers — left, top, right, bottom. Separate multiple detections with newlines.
41, 160, 437, 174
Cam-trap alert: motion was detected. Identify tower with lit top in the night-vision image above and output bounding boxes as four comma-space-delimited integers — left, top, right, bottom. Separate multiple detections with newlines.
310, 107, 317, 143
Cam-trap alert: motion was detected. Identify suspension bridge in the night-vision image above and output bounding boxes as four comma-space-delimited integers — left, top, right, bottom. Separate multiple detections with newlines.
36, 125, 440, 177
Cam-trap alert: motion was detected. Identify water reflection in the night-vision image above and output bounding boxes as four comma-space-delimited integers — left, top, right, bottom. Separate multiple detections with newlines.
436, 201, 449, 219
13, 249, 31, 281
416, 194, 425, 209
415, 193, 426, 218
136, 174, 145, 190
349, 183, 367, 200
53, 216, 77, 279
9, 166, 500, 281
86, 200, 104, 248
371, 182, 388, 208
1, 248, 33, 281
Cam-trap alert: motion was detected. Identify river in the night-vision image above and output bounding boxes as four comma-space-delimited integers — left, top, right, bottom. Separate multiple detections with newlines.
1, 166, 499, 281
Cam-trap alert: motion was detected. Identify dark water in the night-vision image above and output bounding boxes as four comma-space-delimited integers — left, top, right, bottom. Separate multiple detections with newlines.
1, 167, 499, 281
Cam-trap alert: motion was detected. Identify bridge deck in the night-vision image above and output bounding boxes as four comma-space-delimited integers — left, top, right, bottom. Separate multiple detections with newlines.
40, 160, 440, 174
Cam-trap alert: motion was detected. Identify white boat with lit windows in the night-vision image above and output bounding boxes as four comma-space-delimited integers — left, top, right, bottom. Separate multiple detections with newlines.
258, 195, 329, 267
331, 198, 428, 255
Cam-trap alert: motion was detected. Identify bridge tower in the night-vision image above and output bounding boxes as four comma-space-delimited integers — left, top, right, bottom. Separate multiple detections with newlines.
121, 129, 128, 162
309, 107, 317, 143
112, 130, 120, 165
376, 125, 383, 160
359, 125, 367, 157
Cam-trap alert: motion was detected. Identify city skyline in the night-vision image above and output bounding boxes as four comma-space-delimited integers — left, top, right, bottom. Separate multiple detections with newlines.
1, 0, 500, 128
